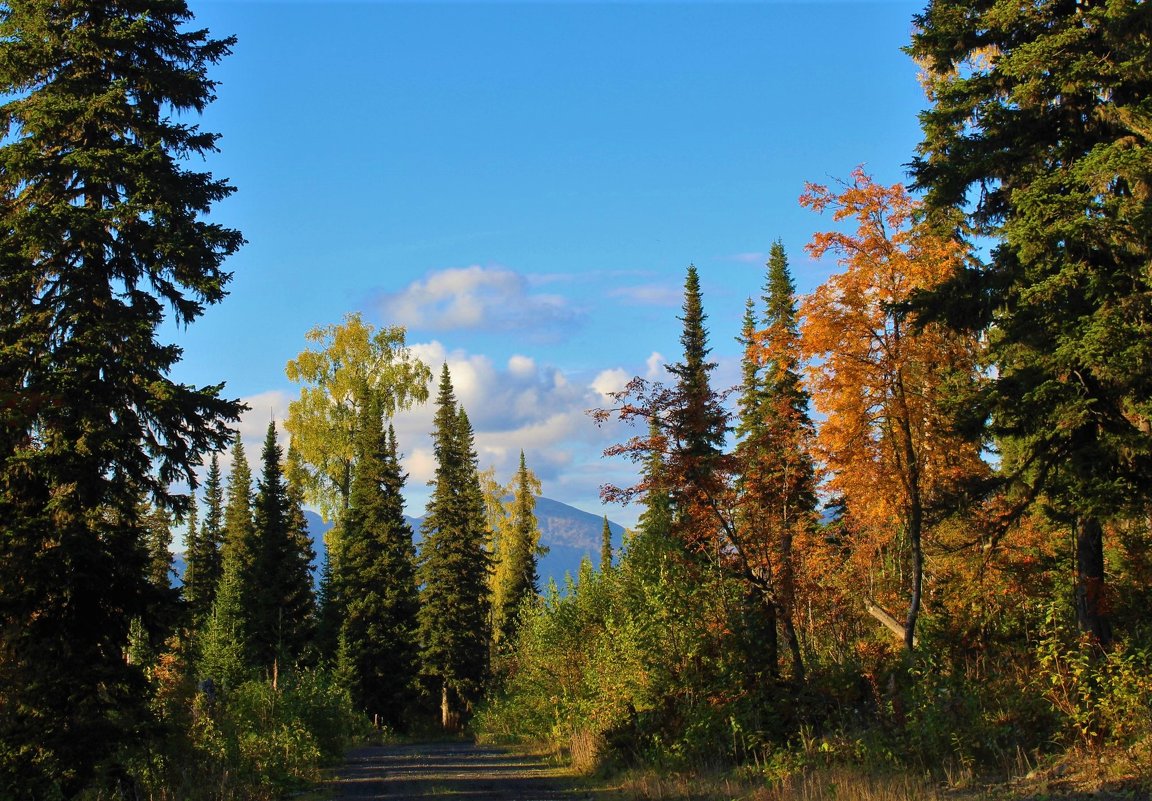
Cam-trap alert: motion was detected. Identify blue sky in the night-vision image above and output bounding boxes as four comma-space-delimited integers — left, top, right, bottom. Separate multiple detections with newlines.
168, 0, 927, 531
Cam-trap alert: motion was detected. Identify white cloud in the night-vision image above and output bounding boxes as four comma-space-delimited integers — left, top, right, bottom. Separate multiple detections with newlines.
237, 390, 293, 443
645, 351, 665, 380
209, 346, 658, 532
384, 340, 649, 524
591, 368, 630, 400
508, 354, 535, 377
379, 265, 583, 336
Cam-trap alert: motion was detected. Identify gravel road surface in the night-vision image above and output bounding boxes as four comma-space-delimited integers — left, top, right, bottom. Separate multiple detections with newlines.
327, 741, 592, 801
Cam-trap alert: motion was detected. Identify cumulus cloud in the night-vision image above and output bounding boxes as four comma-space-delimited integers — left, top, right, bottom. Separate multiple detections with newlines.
591, 368, 630, 400
384, 340, 650, 524
207, 346, 660, 532
645, 351, 665, 380
508, 354, 536, 377
237, 390, 293, 442
379, 265, 583, 337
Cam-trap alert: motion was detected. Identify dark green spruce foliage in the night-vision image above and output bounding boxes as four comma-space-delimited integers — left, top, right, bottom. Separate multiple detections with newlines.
339, 392, 419, 726
198, 538, 252, 691
733, 242, 815, 681
186, 453, 226, 625
199, 436, 257, 683
221, 433, 257, 604
0, 0, 241, 793
141, 500, 182, 643
909, 0, 1152, 644
315, 545, 341, 662
497, 451, 542, 645
144, 502, 176, 592
252, 421, 316, 669
600, 515, 613, 571
736, 299, 761, 437
664, 266, 727, 544
418, 365, 493, 729
181, 497, 201, 600
637, 415, 674, 543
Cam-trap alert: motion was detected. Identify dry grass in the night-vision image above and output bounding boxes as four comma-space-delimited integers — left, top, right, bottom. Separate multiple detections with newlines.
570, 728, 607, 774
615, 765, 944, 801
608, 741, 1152, 801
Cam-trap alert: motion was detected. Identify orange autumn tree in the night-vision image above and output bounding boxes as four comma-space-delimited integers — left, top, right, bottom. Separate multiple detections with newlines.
798, 169, 986, 651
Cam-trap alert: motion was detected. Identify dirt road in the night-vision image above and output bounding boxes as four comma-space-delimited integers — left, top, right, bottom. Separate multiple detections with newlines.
327, 741, 597, 801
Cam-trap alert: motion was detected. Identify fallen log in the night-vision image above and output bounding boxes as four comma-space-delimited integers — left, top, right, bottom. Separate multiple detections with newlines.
865, 599, 918, 648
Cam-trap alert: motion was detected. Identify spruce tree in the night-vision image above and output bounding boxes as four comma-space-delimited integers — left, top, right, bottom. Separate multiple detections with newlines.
285, 445, 319, 656
909, 0, 1152, 645
182, 496, 201, 596
637, 416, 675, 543
217, 434, 256, 665
314, 546, 341, 662
222, 434, 257, 580
0, 0, 241, 790
184, 482, 212, 627
417, 365, 492, 730
144, 503, 176, 592
664, 266, 727, 547
252, 421, 315, 670
339, 393, 419, 727
733, 242, 816, 679
197, 545, 252, 692
141, 500, 183, 650
600, 515, 613, 571
186, 453, 226, 627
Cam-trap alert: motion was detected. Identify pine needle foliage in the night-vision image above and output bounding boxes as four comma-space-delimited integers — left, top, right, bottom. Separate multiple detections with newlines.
252, 420, 316, 670
185, 452, 226, 627
417, 365, 493, 729
339, 391, 419, 728
494, 451, 543, 647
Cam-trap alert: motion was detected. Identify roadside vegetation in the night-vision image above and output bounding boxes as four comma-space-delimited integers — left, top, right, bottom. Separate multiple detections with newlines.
2, 0, 1150, 799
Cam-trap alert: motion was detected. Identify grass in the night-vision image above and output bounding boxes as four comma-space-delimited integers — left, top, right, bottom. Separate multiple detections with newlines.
574, 738, 1152, 801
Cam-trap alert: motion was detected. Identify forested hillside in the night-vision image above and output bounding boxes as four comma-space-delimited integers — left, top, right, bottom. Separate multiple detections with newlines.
1, 0, 1149, 799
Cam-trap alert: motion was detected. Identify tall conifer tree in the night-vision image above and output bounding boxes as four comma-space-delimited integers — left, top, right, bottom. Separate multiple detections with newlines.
909, 0, 1152, 646
0, 1, 241, 791
600, 516, 613, 571
637, 416, 674, 543
340, 393, 419, 726
733, 242, 816, 679
222, 434, 256, 580
185, 477, 218, 627
417, 365, 492, 729
197, 544, 252, 691
200, 453, 227, 609
252, 421, 315, 669
495, 451, 542, 646
216, 434, 257, 666
664, 266, 727, 548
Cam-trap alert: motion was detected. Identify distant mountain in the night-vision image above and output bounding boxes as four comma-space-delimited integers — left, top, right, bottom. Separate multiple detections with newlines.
176, 498, 624, 593
531, 496, 626, 585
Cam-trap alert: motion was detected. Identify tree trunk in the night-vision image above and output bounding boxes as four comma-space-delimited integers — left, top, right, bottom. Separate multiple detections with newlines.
748, 568, 778, 680
440, 684, 461, 732
782, 616, 805, 683
904, 501, 923, 653
1075, 515, 1112, 648
750, 588, 779, 681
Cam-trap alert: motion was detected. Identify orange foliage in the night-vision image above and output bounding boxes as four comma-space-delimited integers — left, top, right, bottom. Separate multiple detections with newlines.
798, 169, 988, 643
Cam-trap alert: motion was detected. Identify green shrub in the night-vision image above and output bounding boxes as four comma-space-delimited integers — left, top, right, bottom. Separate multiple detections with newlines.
1036, 607, 1152, 748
